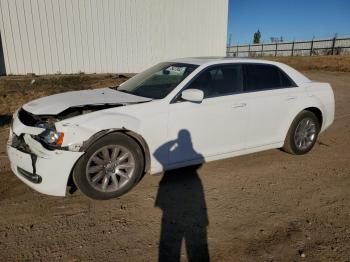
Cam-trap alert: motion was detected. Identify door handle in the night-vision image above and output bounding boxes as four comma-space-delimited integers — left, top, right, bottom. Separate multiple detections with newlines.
232, 103, 247, 108
286, 96, 297, 101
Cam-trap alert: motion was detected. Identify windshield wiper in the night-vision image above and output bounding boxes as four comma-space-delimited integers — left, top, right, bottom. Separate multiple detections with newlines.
117, 89, 134, 95
110, 87, 154, 99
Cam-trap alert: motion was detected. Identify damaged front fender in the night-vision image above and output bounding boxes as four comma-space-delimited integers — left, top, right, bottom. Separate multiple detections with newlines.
55, 111, 142, 151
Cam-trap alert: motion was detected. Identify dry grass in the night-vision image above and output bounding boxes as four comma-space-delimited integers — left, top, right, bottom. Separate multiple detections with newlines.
0, 74, 129, 117
259, 55, 350, 72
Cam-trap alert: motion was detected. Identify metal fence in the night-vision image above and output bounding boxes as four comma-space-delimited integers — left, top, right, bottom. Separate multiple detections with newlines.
227, 37, 350, 57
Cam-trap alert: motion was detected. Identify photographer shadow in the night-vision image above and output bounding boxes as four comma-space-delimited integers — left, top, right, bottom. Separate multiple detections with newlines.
154, 129, 209, 262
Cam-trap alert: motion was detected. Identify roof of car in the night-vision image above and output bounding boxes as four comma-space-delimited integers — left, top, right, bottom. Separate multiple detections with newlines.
168, 56, 311, 85
169, 56, 275, 65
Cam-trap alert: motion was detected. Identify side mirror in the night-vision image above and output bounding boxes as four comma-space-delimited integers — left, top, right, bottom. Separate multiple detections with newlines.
181, 89, 204, 103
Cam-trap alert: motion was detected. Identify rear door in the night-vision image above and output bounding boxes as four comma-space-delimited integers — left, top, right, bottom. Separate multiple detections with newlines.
242, 63, 301, 148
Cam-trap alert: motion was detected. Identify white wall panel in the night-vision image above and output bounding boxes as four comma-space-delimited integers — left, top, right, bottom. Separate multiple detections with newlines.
0, 0, 228, 75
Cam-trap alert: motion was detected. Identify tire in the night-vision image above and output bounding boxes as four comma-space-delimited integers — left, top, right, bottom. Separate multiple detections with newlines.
73, 133, 144, 200
283, 110, 321, 155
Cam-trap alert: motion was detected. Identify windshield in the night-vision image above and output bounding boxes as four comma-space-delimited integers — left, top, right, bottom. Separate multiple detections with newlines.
117, 62, 198, 99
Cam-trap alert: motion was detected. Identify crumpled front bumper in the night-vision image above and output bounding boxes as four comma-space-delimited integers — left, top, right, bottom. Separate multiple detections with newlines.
7, 113, 84, 197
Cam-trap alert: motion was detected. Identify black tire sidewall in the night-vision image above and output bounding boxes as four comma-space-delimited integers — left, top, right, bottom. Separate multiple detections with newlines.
288, 111, 320, 155
73, 133, 144, 200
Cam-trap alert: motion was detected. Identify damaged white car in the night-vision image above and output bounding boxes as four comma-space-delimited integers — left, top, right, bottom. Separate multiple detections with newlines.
7, 58, 334, 200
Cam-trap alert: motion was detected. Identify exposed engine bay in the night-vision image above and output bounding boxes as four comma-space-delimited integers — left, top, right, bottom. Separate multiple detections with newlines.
15, 104, 124, 151
18, 104, 124, 128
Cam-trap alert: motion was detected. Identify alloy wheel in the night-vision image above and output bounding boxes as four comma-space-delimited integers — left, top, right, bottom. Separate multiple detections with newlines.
85, 145, 135, 193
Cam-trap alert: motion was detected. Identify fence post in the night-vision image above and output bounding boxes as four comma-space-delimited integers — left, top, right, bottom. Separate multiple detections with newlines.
275, 43, 278, 56
310, 38, 314, 56
331, 37, 337, 55
236, 44, 239, 57
261, 43, 264, 56
248, 44, 251, 57
291, 41, 295, 56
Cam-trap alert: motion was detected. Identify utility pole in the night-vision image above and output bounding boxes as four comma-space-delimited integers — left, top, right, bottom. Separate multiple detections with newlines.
310, 36, 315, 56
331, 33, 338, 55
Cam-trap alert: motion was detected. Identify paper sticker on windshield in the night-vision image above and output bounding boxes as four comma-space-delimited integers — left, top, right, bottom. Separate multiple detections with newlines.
164, 66, 186, 75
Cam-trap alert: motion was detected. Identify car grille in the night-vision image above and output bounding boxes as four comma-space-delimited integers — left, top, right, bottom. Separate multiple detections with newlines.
11, 134, 32, 154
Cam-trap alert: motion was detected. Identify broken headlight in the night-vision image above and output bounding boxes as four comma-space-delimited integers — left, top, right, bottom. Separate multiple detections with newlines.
36, 123, 64, 146
40, 129, 64, 146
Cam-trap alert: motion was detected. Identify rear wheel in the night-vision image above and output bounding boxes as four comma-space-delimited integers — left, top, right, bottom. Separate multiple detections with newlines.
73, 133, 144, 200
283, 110, 320, 155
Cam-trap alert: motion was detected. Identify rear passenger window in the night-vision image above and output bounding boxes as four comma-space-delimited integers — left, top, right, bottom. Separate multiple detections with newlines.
187, 64, 243, 98
244, 64, 296, 92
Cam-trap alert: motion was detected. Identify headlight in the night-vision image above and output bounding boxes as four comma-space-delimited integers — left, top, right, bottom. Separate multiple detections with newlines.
39, 128, 64, 146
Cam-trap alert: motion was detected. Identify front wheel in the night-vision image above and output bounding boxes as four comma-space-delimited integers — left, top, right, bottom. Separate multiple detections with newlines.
73, 133, 144, 200
283, 111, 321, 155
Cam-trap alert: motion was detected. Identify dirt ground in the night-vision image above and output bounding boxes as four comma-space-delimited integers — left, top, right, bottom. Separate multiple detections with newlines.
0, 69, 349, 261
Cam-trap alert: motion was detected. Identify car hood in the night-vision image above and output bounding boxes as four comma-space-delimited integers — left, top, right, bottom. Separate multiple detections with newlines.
22, 88, 152, 115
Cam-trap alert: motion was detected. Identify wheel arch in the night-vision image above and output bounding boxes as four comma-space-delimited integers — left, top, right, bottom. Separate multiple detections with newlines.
79, 128, 151, 174
303, 107, 323, 126
282, 105, 324, 144
67, 128, 151, 192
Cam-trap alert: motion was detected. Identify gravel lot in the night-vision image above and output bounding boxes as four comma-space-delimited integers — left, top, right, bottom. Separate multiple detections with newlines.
0, 70, 349, 261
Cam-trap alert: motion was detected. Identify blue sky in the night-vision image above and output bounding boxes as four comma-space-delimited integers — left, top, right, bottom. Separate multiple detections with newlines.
227, 0, 350, 44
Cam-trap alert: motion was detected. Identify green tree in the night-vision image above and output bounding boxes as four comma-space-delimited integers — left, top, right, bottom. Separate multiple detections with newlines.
253, 30, 261, 44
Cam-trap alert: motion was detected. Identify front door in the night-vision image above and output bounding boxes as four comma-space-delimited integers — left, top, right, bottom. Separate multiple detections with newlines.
167, 64, 248, 165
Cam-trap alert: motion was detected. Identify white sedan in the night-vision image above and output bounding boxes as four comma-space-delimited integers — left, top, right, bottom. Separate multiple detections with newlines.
7, 58, 335, 200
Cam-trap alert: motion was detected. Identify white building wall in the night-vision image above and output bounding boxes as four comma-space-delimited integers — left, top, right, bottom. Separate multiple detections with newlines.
0, 0, 228, 75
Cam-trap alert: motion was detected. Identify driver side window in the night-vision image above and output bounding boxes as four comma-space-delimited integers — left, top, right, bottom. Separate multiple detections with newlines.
186, 64, 243, 98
